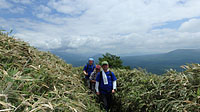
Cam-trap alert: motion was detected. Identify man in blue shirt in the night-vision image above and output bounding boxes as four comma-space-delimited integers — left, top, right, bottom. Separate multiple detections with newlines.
95, 61, 117, 111
83, 58, 96, 89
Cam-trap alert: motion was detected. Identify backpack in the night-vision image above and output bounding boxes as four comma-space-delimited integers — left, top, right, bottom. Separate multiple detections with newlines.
86, 63, 95, 73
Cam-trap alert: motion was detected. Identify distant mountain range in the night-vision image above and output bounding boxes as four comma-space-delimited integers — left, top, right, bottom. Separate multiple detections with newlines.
50, 51, 87, 66
51, 49, 200, 74
121, 49, 200, 74
50, 51, 103, 66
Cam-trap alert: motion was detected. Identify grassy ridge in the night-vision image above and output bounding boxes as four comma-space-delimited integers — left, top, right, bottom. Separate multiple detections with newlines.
1, 31, 200, 112
73, 65, 200, 112
0, 32, 100, 111
112, 66, 200, 112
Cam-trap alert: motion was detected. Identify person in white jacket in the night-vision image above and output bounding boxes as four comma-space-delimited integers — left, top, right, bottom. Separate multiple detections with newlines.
89, 65, 101, 93
95, 61, 117, 111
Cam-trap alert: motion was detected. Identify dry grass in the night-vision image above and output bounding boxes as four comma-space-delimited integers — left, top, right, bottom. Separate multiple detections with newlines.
112, 65, 200, 112
1, 31, 200, 112
0, 32, 100, 112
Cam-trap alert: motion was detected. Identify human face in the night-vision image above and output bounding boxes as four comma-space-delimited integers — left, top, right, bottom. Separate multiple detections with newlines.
102, 64, 109, 71
89, 60, 93, 65
96, 68, 100, 73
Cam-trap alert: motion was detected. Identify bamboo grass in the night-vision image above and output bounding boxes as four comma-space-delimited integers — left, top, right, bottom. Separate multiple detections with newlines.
1, 31, 200, 112
0, 32, 101, 112
112, 65, 200, 112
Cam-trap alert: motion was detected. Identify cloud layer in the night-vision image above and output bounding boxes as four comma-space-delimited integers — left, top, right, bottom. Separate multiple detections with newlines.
1, 0, 200, 55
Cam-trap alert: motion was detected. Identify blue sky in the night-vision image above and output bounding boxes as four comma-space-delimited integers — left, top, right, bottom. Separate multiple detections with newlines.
153, 16, 200, 30
1, 0, 200, 55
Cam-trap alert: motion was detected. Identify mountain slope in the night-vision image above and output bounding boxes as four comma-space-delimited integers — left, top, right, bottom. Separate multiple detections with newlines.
51, 51, 103, 66
50, 51, 87, 66
121, 49, 200, 74
0, 32, 100, 111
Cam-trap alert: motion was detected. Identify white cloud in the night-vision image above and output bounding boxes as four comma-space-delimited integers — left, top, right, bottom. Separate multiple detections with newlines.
0, 0, 13, 9
48, 0, 87, 15
34, 5, 52, 19
37, 5, 51, 13
179, 19, 200, 33
37, 0, 200, 34
0, 0, 26, 14
1, 0, 200, 55
11, 0, 32, 4
9, 7, 25, 13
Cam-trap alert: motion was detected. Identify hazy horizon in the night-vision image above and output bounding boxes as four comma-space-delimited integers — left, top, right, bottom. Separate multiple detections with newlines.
50, 48, 200, 57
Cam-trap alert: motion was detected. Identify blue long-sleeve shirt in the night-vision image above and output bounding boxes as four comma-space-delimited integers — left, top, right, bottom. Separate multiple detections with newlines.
96, 71, 117, 94
83, 64, 96, 79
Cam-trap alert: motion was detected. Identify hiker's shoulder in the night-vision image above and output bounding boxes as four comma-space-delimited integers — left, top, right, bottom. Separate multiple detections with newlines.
96, 72, 101, 80
109, 70, 114, 74
84, 65, 87, 68
110, 71, 117, 77
97, 72, 101, 75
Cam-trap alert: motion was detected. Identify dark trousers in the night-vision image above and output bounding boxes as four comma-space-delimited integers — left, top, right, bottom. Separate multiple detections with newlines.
84, 78, 91, 89
100, 93, 112, 111
91, 82, 95, 93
